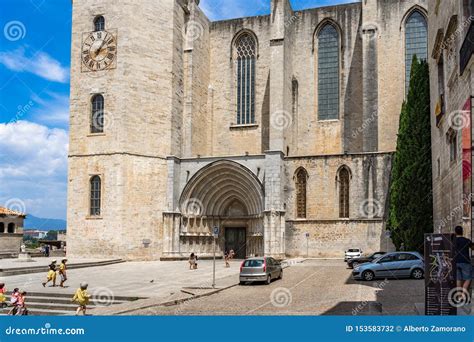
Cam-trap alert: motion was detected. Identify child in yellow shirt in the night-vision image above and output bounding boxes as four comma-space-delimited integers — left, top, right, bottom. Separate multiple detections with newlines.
0, 283, 6, 308
59, 259, 68, 287
72, 283, 90, 316
42, 260, 57, 287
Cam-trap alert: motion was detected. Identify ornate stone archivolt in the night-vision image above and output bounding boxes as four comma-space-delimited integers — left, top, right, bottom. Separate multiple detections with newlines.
179, 160, 264, 218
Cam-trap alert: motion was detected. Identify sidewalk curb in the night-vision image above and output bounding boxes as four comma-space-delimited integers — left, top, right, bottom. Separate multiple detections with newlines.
94, 282, 239, 316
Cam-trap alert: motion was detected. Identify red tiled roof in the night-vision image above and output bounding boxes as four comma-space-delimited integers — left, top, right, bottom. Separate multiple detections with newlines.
0, 207, 26, 217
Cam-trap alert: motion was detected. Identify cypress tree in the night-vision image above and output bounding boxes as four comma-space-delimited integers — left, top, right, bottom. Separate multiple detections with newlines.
388, 56, 433, 251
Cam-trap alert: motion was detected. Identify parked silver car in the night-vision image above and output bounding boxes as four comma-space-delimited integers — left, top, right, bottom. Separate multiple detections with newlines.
352, 251, 424, 281
239, 257, 283, 285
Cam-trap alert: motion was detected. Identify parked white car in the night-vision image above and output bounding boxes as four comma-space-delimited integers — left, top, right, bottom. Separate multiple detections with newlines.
344, 248, 362, 262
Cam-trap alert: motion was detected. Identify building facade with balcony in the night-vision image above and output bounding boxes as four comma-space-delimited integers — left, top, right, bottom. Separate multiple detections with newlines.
429, 0, 474, 236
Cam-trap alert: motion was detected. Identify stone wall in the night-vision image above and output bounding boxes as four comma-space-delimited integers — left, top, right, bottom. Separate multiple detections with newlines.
0, 216, 24, 253
286, 219, 394, 258
428, 0, 474, 234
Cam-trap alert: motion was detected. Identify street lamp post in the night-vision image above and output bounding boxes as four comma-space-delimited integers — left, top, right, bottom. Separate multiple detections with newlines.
212, 226, 219, 288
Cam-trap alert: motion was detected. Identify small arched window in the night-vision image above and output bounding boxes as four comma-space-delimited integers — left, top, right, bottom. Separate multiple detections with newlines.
94, 16, 105, 32
338, 167, 350, 218
91, 94, 104, 133
0, 222, 4, 233
318, 23, 340, 120
90, 176, 102, 216
235, 33, 257, 125
295, 168, 308, 219
405, 10, 427, 92
7, 223, 15, 233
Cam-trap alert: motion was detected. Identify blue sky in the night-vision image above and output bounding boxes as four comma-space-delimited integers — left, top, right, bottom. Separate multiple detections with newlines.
0, 0, 358, 220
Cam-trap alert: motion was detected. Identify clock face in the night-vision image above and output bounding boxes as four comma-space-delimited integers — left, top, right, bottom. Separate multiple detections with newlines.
82, 30, 117, 72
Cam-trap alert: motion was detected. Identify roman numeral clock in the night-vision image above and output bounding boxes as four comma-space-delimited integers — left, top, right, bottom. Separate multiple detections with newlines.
81, 29, 117, 72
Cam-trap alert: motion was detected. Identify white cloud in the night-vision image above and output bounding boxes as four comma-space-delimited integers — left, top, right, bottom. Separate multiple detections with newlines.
0, 47, 69, 83
0, 121, 68, 218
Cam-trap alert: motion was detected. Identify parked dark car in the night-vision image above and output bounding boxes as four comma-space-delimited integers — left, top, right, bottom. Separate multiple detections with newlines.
347, 251, 386, 269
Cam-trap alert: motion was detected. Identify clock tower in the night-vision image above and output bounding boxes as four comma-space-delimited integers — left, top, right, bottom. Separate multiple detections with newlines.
67, 0, 188, 259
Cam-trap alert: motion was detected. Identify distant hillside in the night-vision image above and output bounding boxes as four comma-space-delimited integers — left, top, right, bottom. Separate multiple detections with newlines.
24, 215, 67, 231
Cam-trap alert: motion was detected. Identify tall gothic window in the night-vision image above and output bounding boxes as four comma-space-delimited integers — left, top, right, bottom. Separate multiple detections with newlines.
338, 167, 350, 218
318, 23, 340, 120
405, 11, 427, 92
91, 94, 104, 133
295, 168, 308, 219
235, 33, 256, 125
90, 176, 102, 216
292, 79, 298, 118
94, 16, 105, 31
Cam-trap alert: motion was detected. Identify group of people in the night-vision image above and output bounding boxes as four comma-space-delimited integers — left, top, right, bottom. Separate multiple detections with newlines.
42, 259, 68, 288
187, 250, 236, 270
0, 285, 28, 315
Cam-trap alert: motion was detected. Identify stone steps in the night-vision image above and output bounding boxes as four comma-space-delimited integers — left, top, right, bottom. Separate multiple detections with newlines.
1, 291, 144, 316
0, 259, 124, 276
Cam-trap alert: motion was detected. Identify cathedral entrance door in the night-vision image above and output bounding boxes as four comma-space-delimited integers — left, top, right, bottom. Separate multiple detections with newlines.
225, 228, 246, 259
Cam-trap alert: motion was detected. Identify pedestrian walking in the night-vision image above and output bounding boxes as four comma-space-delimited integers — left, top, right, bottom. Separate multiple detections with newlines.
189, 253, 198, 270
225, 249, 235, 268
15, 291, 28, 316
72, 283, 90, 316
59, 259, 68, 288
42, 260, 57, 287
7, 288, 19, 315
454, 226, 473, 304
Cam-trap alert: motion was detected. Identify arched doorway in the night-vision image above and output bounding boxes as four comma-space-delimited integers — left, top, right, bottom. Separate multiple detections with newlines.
177, 160, 264, 258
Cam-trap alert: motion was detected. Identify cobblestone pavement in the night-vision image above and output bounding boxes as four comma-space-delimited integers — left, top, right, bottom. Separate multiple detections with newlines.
131, 260, 424, 316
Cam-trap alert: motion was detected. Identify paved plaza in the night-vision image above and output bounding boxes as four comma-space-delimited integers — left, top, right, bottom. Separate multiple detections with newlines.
0, 258, 242, 298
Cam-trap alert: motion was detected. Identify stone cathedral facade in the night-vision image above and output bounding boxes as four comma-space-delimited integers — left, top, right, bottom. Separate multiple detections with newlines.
67, 0, 428, 260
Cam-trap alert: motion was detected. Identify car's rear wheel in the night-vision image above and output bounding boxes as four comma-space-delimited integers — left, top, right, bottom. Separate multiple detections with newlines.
362, 270, 375, 281
278, 270, 283, 280
411, 268, 424, 279
265, 274, 272, 285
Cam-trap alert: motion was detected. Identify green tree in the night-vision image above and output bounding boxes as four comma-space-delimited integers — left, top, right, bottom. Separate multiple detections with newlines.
45, 230, 58, 240
388, 56, 433, 251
